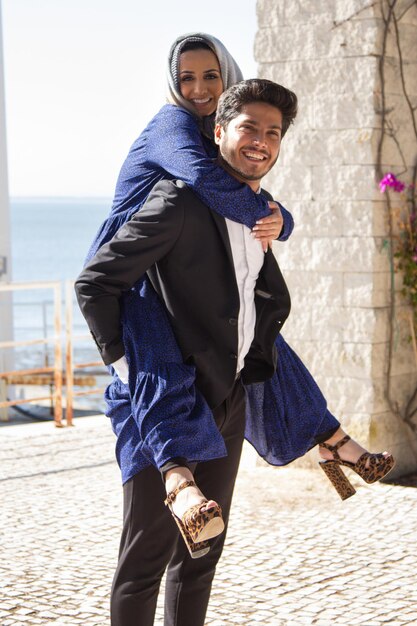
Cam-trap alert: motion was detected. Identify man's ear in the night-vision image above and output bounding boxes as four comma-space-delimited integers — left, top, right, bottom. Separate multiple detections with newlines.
214, 123, 223, 145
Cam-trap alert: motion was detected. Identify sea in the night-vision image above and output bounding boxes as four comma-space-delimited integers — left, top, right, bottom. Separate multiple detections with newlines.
6, 197, 112, 409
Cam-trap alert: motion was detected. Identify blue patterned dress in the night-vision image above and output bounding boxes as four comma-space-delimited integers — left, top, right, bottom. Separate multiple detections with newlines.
86, 104, 339, 483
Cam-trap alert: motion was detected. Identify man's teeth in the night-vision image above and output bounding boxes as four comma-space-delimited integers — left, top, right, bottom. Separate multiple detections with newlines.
244, 152, 265, 161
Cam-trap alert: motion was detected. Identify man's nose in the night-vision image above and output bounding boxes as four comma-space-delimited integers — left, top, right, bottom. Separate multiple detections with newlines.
251, 133, 267, 147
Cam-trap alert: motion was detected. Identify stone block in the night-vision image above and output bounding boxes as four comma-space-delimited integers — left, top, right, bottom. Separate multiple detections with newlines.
259, 57, 379, 98
282, 270, 344, 307
257, 0, 336, 28
342, 200, 388, 238
309, 305, 346, 342
369, 411, 417, 477
256, 0, 285, 28
396, 0, 417, 26
382, 57, 417, 97
279, 129, 376, 170
338, 412, 373, 442
386, 370, 417, 414
309, 304, 388, 345
341, 341, 375, 378
325, 130, 375, 166
255, 20, 380, 62
318, 374, 390, 414
310, 236, 389, 273
272, 237, 314, 271
278, 305, 312, 340
313, 92, 378, 130
310, 164, 379, 201
342, 306, 389, 343
343, 271, 391, 308
305, 339, 357, 377
333, 0, 380, 23
379, 94, 417, 163
276, 198, 344, 238
281, 0, 336, 25
387, 310, 417, 376
384, 21, 417, 59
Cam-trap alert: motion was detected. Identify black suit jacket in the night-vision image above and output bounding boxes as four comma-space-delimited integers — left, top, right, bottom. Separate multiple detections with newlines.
75, 180, 291, 409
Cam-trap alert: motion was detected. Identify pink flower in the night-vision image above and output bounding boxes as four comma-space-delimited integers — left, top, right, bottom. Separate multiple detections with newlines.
379, 172, 406, 193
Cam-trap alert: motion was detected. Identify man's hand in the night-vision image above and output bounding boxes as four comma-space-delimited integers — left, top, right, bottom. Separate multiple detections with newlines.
251, 201, 283, 252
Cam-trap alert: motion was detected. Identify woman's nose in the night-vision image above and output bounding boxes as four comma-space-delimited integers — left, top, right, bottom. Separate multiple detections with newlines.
192, 79, 207, 96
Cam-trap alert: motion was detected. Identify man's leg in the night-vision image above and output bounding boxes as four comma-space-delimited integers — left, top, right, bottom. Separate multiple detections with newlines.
164, 379, 246, 626
110, 465, 178, 626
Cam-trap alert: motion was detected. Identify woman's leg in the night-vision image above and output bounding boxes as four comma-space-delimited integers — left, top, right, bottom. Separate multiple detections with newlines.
318, 427, 392, 465
164, 466, 219, 520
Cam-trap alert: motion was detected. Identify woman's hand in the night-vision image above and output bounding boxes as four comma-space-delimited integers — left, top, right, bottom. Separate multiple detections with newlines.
251, 201, 283, 252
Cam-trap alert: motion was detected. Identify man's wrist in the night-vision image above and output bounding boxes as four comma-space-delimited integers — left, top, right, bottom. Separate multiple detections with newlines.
111, 355, 129, 384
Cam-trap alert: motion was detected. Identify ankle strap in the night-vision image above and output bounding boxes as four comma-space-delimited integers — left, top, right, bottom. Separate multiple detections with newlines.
165, 480, 196, 506
319, 435, 351, 461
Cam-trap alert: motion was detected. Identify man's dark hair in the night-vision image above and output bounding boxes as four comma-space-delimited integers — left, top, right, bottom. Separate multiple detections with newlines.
215, 79, 298, 137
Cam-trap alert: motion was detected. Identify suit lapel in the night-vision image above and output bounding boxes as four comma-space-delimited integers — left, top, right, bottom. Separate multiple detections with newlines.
209, 210, 236, 270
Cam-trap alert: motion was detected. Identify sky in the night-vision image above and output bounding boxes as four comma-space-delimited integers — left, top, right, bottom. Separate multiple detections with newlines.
2, 0, 258, 198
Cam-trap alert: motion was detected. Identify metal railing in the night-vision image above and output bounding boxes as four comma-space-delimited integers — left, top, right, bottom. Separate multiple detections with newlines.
0, 281, 63, 426
65, 280, 106, 426
0, 280, 107, 427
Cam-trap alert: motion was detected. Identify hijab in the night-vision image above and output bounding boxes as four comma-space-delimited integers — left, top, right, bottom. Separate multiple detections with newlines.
166, 32, 243, 136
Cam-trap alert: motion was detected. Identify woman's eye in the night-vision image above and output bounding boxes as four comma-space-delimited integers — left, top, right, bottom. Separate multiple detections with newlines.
205, 73, 220, 80
180, 75, 193, 82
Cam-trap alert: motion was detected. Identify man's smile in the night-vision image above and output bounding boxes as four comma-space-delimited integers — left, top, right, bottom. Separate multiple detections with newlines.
241, 149, 269, 162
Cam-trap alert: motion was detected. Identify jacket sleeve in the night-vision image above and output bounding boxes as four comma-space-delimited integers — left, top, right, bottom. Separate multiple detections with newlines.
75, 181, 184, 365
145, 105, 294, 241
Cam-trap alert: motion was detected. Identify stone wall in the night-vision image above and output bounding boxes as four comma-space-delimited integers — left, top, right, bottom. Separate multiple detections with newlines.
255, 0, 417, 475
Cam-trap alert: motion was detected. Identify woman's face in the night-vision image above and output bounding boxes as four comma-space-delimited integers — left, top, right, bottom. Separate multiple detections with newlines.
179, 48, 224, 117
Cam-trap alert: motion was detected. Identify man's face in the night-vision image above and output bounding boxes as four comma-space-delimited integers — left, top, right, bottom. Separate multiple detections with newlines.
214, 102, 283, 189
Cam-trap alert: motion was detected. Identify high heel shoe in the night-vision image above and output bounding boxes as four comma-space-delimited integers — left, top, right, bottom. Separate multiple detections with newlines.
318, 435, 395, 500
165, 480, 225, 559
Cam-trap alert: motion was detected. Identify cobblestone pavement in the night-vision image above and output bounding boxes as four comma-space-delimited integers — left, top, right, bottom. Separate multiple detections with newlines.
1, 415, 417, 626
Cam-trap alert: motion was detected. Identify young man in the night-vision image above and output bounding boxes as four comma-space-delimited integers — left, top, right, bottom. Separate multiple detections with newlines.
75, 78, 298, 626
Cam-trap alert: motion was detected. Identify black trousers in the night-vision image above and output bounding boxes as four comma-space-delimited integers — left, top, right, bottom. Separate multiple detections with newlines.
110, 379, 246, 626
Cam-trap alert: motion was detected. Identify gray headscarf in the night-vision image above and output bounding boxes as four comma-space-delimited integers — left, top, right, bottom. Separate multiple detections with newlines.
166, 32, 243, 124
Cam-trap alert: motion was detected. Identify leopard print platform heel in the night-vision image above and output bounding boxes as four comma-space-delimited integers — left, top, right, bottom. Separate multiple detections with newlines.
318, 435, 395, 501
165, 480, 225, 559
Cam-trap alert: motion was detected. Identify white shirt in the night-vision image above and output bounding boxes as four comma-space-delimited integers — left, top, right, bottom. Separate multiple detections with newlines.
225, 218, 265, 374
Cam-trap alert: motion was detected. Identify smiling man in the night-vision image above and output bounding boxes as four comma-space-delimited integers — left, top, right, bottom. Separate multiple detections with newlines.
75, 79, 298, 626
